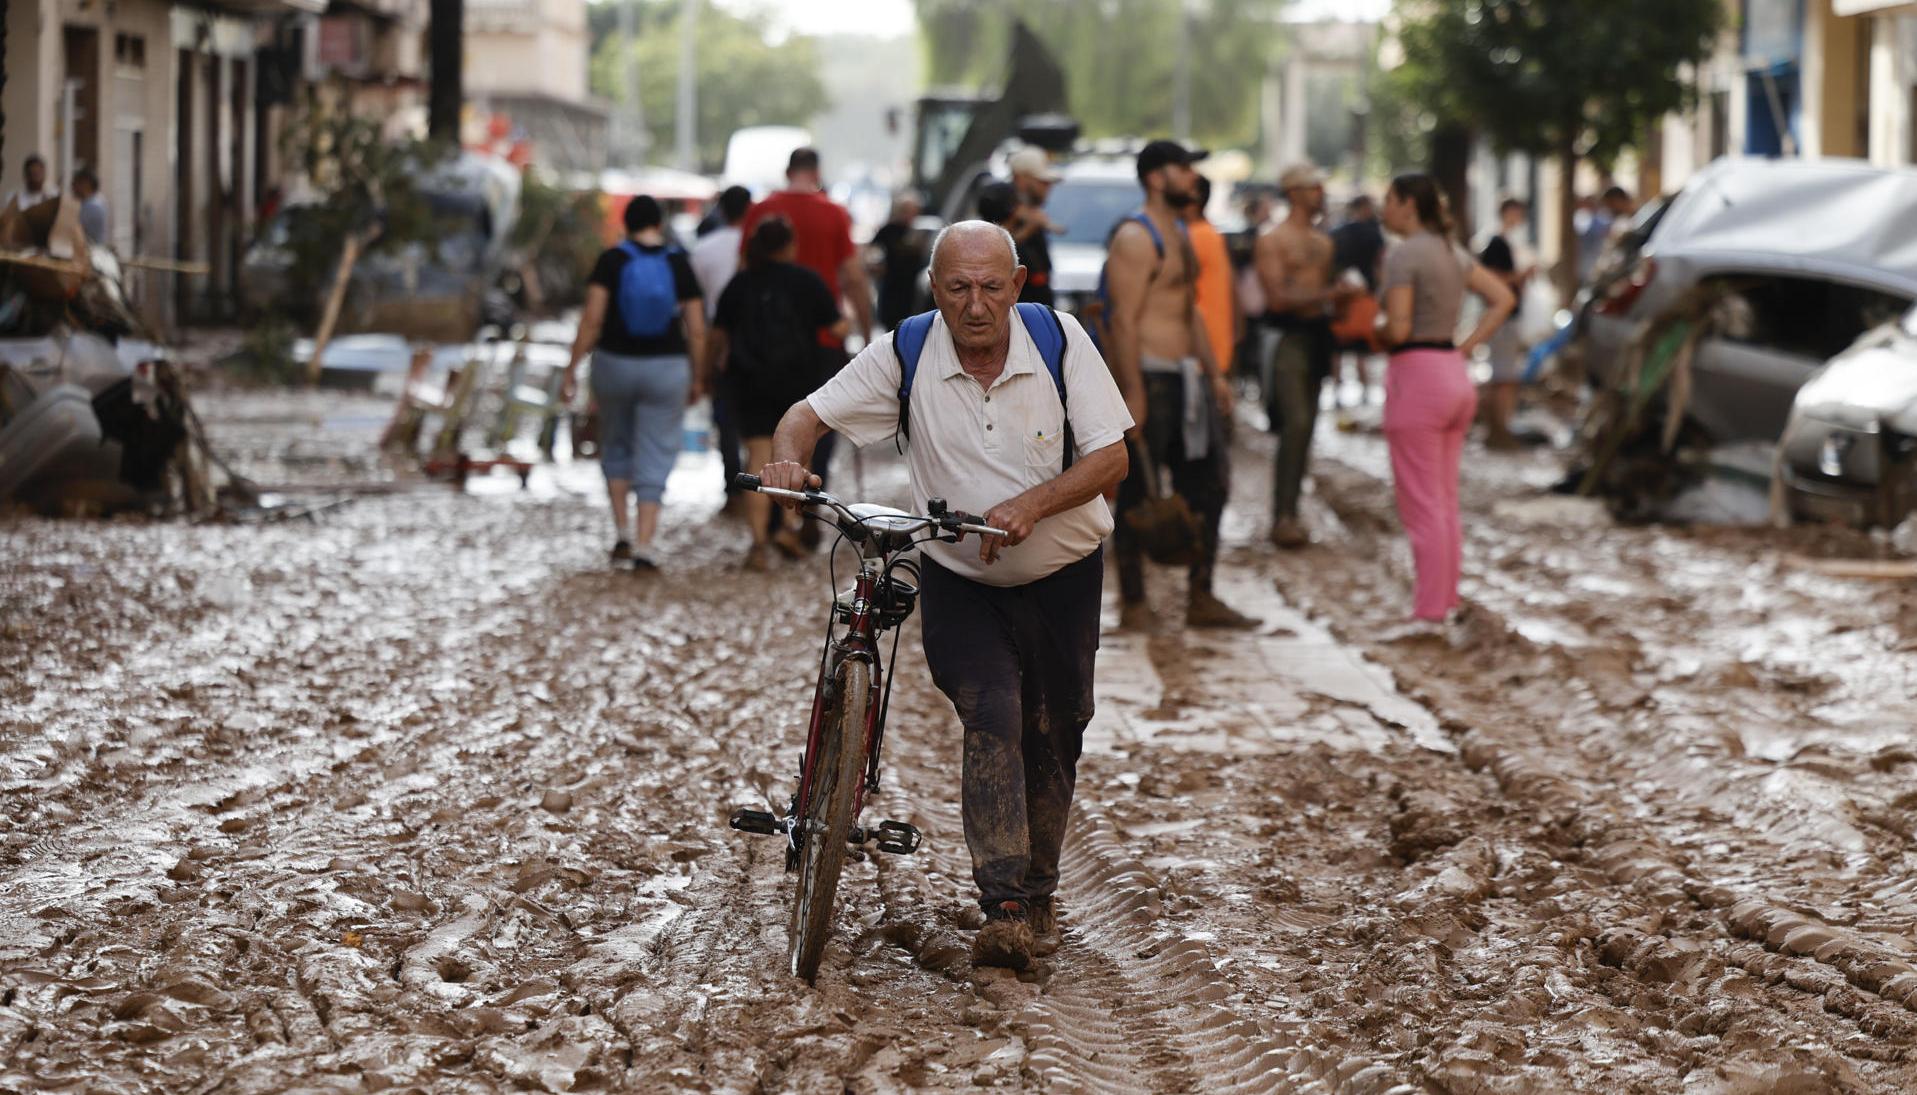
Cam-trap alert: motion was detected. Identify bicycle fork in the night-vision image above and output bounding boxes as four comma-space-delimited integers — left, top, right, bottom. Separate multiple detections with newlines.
729, 650, 923, 858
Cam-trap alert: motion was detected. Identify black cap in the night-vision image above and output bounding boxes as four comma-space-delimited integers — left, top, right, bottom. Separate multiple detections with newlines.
1136, 139, 1209, 182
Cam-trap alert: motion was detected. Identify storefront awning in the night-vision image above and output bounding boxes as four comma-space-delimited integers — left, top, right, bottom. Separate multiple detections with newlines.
1834, 0, 1917, 16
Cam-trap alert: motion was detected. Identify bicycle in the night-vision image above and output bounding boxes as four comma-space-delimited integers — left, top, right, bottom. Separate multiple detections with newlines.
727, 472, 1006, 983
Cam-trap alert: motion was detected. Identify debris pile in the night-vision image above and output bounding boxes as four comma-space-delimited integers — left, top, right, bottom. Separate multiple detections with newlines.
0, 195, 244, 517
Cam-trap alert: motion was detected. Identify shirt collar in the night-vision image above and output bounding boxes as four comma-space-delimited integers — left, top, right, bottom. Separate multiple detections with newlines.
935, 313, 1034, 384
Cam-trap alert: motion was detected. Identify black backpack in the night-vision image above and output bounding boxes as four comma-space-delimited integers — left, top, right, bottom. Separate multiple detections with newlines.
727, 270, 816, 387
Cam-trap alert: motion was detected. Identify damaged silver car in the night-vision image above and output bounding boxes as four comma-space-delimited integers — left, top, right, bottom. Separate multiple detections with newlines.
1779, 305, 1917, 527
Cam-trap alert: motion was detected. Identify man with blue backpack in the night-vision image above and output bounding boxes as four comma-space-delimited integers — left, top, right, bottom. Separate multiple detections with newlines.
760, 221, 1132, 971
561, 195, 708, 570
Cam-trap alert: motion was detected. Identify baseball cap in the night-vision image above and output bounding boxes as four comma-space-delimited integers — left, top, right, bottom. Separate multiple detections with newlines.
1279, 163, 1325, 192
1136, 139, 1209, 182
1008, 146, 1062, 183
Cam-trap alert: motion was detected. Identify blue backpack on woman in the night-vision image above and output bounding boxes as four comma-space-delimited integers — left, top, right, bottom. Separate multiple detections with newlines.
616, 241, 681, 337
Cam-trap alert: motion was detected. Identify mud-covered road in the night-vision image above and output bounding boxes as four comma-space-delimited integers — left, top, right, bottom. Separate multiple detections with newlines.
4, 390, 1917, 1093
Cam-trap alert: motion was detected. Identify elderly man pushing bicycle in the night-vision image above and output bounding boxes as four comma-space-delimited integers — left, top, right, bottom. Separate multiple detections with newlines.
763, 220, 1132, 970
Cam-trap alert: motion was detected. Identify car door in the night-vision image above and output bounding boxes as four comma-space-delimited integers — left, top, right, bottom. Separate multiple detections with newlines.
1688, 274, 1910, 442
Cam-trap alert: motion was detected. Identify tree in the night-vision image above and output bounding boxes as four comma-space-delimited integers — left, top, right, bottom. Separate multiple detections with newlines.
280, 93, 448, 382
1391, 0, 1723, 291
588, 0, 828, 172
913, 0, 1285, 153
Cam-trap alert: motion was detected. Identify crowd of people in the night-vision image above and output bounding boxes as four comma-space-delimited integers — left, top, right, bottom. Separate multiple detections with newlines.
555, 140, 1668, 969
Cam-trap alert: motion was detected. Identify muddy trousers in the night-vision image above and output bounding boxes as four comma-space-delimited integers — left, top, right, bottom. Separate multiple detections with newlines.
1115, 372, 1227, 603
1383, 349, 1477, 621
920, 549, 1103, 912
1270, 329, 1328, 520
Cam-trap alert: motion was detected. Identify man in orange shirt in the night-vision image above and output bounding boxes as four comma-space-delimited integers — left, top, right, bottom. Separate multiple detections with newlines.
1182, 175, 1237, 397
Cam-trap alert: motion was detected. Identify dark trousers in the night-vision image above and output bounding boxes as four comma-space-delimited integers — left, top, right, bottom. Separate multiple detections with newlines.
1270, 328, 1328, 519
920, 548, 1103, 911
1115, 371, 1227, 603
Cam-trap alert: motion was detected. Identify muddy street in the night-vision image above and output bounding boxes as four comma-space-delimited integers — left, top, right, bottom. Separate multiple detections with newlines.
5, 392, 1917, 1093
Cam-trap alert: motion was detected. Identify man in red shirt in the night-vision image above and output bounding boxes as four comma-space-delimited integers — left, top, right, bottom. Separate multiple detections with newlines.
737, 148, 874, 503
739, 148, 874, 350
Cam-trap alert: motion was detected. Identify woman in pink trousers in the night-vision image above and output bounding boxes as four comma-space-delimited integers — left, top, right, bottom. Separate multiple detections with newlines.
1377, 175, 1516, 622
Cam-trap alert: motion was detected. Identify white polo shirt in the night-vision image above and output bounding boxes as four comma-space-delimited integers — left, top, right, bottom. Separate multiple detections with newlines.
807, 310, 1132, 587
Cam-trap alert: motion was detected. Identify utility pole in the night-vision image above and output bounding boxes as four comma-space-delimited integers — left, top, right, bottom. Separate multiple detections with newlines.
1172, 0, 1193, 143
675, 0, 698, 171
617, 0, 648, 166
428, 0, 463, 144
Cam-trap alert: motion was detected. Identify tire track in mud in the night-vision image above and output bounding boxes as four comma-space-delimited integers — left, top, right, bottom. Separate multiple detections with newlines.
868, 659, 1408, 1094
1280, 450, 1917, 1067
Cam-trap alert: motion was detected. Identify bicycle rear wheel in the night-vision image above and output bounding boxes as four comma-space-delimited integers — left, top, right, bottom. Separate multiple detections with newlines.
788, 657, 870, 982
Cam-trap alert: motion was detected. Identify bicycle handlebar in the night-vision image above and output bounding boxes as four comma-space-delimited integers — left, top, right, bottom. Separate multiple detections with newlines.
733, 473, 1008, 540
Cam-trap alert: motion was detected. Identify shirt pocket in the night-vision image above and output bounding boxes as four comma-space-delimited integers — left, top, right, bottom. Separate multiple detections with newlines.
1024, 421, 1067, 469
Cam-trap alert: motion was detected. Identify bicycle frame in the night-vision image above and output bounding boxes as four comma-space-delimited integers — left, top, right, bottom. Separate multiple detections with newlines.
788, 554, 891, 865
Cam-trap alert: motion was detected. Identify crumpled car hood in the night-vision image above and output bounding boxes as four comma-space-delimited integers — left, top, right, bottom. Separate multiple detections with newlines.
1795, 325, 1917, 434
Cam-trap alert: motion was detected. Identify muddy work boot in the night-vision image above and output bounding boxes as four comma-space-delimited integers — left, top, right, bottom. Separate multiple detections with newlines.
1029, 896, 1062, 958
1118, 600, 1154, 633
972, 900, 1034, 971
1269, 515, 1309, 549
1187, 591, 1260, 630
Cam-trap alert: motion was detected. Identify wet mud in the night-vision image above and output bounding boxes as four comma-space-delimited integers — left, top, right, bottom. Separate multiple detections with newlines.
2, 391, 1914, 1091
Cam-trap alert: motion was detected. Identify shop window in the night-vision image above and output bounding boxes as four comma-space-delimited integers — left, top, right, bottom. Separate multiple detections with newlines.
114, 33, 145, 72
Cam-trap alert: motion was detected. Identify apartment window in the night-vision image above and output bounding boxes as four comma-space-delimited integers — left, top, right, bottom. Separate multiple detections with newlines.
114, 33, 145, 72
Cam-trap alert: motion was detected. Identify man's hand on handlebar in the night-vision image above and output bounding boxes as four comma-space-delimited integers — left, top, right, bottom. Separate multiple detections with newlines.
978, 497, 1038, 565
758, 461, 820, 512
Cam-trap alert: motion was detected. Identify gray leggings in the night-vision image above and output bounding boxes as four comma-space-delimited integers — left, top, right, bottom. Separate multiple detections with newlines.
590, 350, 689, 502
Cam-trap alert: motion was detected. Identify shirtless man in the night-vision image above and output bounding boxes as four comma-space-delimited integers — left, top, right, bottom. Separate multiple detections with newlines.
1106, 140, 1258, 632
1255, 163, 1349, 549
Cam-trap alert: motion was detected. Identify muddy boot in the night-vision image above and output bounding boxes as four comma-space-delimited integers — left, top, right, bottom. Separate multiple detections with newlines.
1029, 896, 1062, 958
609, 539, 633, 564
1188, 591, 1260, 630
742, 544, 770, 572
1117, 600, 1154, 633
972, 900, 1034, 971
1269, 516, 1308, 550
1485, 429, 1524, 452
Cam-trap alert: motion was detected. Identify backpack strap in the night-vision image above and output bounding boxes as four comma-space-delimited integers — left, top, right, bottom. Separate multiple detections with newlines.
892, 310, 938, 451
1129, 212, 1166, 259
617, 240, 642, 261
1014, 302, 1074, 471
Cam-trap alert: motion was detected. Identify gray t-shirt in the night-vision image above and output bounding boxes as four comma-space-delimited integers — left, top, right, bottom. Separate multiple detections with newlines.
1381, 231, 1473, 344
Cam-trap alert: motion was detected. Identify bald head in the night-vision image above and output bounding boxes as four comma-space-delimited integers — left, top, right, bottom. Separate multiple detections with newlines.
928, 220, 1027, 357
929, 220, 1019, 280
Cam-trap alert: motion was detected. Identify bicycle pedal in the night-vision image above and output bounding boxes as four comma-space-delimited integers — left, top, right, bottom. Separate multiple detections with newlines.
729, 808, 783, 836
873, 820, 922, 855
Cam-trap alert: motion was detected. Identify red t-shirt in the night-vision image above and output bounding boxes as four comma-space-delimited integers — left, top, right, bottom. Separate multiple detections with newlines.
739, 190, 857, 346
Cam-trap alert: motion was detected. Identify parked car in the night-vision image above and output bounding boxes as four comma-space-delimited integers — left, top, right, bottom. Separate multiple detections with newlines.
1778, 306, 1917, 527
1577, 157, 1917, 444
241, 152, 521, 341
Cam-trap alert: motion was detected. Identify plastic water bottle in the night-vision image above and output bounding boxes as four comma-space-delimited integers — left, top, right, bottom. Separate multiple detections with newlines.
682, 397, 713, 453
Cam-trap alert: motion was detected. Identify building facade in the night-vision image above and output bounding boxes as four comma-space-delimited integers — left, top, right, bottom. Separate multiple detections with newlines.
463, 0, 606, 176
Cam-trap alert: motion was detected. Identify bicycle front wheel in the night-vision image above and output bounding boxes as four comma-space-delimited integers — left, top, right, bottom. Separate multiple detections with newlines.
788, 657, 870, 983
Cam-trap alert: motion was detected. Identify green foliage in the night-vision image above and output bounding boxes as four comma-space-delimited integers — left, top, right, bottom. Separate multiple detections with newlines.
275, 91, 451, 319
225, 315, 301, 386
1390, 0, 1725, 166
913, 0, 1285, 151
588, 0, 829, 171
511, 172, 606, 312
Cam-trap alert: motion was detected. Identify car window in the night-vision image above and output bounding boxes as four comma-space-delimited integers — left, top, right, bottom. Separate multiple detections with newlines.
1704, 274, 1910, 360
1047, 180, 1143, 245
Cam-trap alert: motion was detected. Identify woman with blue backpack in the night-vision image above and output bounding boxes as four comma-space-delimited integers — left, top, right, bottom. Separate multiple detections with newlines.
561, 195, 708, 570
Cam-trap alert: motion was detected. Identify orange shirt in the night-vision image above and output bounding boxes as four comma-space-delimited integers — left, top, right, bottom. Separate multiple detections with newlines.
1187, 217, 1235, 372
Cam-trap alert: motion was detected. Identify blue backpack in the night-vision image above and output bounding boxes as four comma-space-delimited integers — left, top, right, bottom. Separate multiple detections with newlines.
893, 301, 1073, 470
615, 241, 681, 338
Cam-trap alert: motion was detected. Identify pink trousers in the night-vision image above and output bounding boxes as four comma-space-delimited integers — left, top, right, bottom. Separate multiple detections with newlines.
1383, 349, 1478, 621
